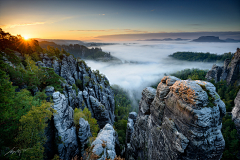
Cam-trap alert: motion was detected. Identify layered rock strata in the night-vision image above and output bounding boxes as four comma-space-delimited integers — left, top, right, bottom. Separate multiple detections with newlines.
127, 76, 226, 160
206, 48, 240, 85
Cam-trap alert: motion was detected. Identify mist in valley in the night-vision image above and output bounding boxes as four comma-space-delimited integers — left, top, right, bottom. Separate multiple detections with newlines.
85, 41, 240, 107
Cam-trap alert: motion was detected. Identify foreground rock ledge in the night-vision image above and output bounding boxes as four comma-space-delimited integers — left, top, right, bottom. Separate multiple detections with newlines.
127, 76, 226, 160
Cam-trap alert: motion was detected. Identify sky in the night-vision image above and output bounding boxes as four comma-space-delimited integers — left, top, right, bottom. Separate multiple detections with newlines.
0, 0, 240, 41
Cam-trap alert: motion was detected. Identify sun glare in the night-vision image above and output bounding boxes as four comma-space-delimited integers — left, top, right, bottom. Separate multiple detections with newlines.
23, 36, 29, 40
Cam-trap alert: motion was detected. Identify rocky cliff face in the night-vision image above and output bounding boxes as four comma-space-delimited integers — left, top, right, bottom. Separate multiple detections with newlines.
125, 112, 137, 158
36, 54, 116, 159
126, 76, 226, 160
206, 48, 240, 85
232, 90, 240, 136
78, 118, 92, 157
38, 54, 115, 127
52, 91, 79, 160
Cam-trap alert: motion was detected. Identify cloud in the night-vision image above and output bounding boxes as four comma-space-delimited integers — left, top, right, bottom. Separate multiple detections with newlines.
123, 29, 148, 33
69, 30, 107, 32
94, 31, 240, 40
69, 29, 148, 34
0, 16, 74, 29
151, 9, 155, 11
0, 22, 45, 29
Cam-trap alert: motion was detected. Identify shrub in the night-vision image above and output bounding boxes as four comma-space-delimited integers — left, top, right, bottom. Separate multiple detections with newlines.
74, 108, 99, 137
76, 79, 83, 91
72, 84, 78, 93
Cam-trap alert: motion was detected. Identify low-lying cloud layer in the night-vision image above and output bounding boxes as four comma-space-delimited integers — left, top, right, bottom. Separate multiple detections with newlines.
85, 41, 239, 106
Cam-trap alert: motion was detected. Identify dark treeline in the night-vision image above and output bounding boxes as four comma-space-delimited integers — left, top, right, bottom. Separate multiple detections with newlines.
39, 41, 112, 60
169, 51, 234, 62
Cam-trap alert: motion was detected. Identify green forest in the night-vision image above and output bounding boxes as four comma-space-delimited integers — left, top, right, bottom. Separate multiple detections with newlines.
0, 28, 103, 159
169, 51, 234, 62
112, 85, 134, 149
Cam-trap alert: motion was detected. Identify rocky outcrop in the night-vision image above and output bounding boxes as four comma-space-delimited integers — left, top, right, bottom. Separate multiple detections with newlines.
52, 91, 79, 160
232, 90, 240, 136
205, 64, 223, 82
39, 54, 115, 128
90, 96, 111, 129
3, 49, 116, 159
206, 48, 240, 85
78, 118, 92, 157
125, 112, 137, 158
91, 124, 119, 160
38, 54, 115, 159
127, 76, 226, 160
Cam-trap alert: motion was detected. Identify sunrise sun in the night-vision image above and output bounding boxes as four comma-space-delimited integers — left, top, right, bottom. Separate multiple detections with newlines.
23, 36, 29, 40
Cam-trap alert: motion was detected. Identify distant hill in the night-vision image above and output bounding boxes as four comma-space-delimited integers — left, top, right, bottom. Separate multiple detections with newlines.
38, 41, 116, 61
192, 36, 225, 42
225, 38, 240, 42
138, 38, 189, 41
36, 39, 86, 45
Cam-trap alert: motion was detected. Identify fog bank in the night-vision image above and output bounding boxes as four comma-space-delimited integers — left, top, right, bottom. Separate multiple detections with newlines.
85, 41, 239, 106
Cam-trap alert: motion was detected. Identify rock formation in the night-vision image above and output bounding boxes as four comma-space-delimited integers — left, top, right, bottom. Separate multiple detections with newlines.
125, 112, 137, 159
78, 118, 92, 157
2, 49, 117, 159
91, 124, 119, 160
232, 90, 240, 136
41, 54, 115, 127
45, 86, 55, 102
38, 54, 115, 159
206, 48, 240, 85
52, 91, 79, 160
126, 76, 226, 160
